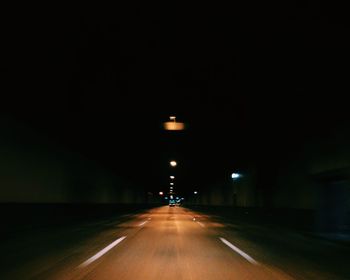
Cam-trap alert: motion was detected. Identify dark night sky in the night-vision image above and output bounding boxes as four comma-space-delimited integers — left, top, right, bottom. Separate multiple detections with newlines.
1, 2, 348, 193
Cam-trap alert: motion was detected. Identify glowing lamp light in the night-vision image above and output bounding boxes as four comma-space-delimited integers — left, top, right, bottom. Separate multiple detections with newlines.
194, 191, 198, 195
159, 191, 164, 195
163, 116, 185, 131
170, 161, 177, 167
163, 122, 185, 131
170, 176, 175, 179
231, 173, 241, 179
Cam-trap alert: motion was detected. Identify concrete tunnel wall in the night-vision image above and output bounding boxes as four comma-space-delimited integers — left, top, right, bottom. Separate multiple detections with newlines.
187, 131, 350, 231
0, 119, 144, 204
270, 134, 350, 210
189, 135, 350, 214
188, 172, 256, 208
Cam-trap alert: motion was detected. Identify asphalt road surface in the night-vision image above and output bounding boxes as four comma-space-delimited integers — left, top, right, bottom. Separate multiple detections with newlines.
1, 206, 349, 280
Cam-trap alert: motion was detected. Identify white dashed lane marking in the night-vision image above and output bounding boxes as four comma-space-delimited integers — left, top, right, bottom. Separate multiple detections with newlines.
78, 236, 127, 268
219, 237, 259, 265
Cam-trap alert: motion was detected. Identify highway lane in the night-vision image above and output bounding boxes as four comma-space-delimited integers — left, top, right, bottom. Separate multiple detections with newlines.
77, 211, 288, 279
32, 206, 292, 280
2, 206, 349, 279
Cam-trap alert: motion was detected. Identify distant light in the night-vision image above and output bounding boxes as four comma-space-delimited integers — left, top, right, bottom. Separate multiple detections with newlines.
170, 182, 174, 185
163, 116, 185, 131
170, 161, 177, 167
170, 187, 173, 189
231, 173, 241, 179
181, 198, 184, 200
176, 197, 179, 200
170, 195, 173, 199
159, 191, 164, 195
170, 176, 175, 179
164, 197, 168, 200
163, 122, 185, 131
194, 191, 198, 194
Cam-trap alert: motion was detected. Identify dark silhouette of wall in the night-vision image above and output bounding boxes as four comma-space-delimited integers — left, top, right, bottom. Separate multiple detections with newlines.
0, 118, 145, 204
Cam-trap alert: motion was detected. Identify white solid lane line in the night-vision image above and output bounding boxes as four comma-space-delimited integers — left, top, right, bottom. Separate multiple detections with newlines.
78, 236, 127, 268
138, 220, 149, 227
219, 237, 259, 265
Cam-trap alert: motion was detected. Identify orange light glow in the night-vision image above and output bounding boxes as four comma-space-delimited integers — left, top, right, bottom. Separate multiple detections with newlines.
163, 121, 185, 131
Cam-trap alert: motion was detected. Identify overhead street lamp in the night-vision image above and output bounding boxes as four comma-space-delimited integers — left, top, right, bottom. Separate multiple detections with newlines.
163, 116, 185, 131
